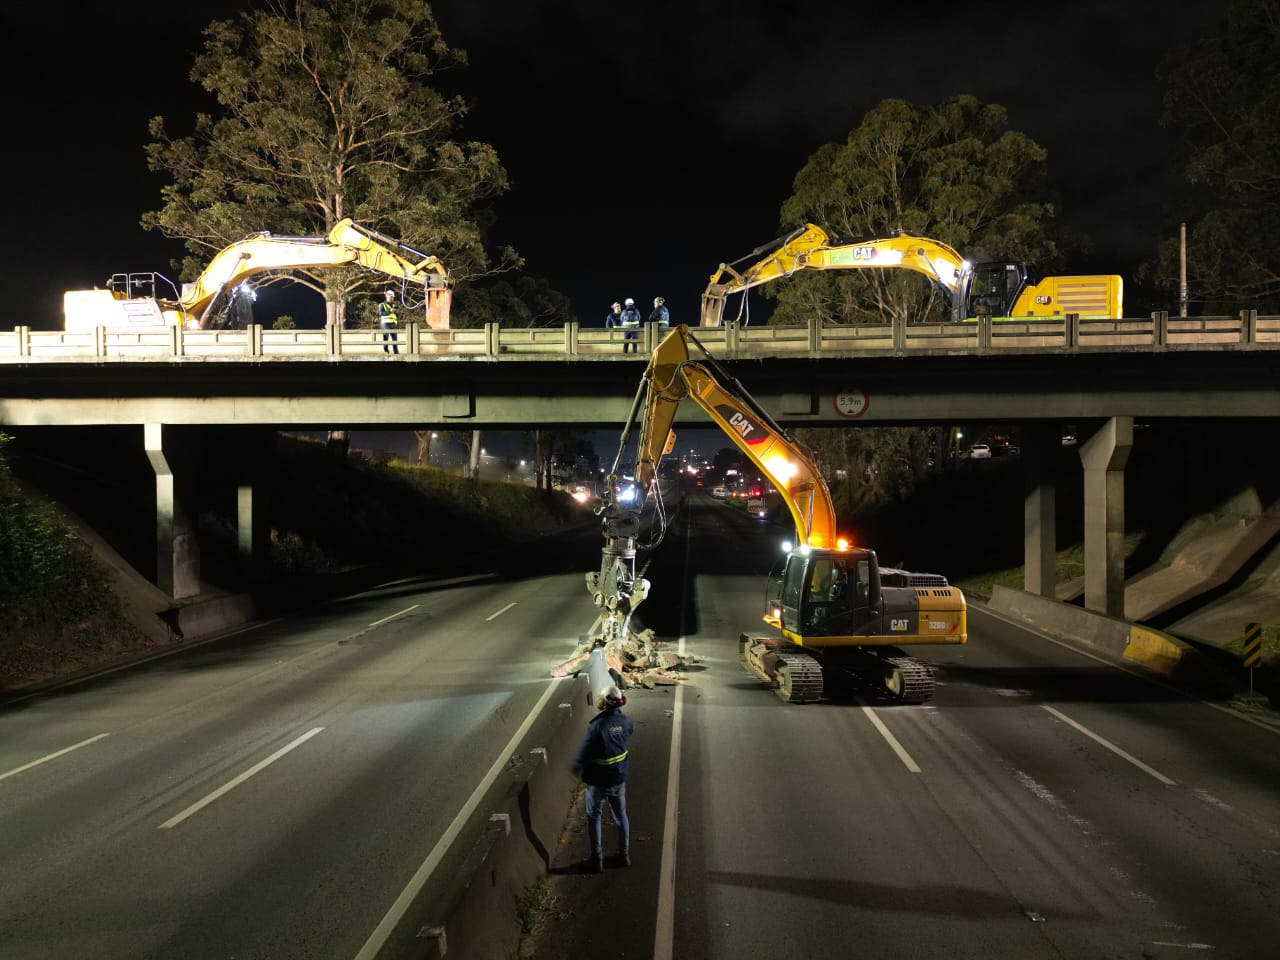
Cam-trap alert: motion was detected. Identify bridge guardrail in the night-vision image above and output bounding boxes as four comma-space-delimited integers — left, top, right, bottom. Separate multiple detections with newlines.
3, 311, 1278, 362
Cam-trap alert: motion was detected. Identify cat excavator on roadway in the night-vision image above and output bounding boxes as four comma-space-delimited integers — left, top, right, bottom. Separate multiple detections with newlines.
63, 218, 452, 332
701, 222, 1122, 326
582, 323, 968, 704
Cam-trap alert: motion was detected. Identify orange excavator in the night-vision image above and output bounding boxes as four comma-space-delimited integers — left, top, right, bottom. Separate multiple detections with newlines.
582, 324, 968, 704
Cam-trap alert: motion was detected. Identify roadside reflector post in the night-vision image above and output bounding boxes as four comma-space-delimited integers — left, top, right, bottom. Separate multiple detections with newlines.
1242, 622, 1263, 695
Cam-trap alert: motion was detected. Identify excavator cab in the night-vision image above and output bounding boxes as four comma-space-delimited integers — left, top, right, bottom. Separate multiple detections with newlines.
957, 261, 1029, 321
770, 548, 880, 639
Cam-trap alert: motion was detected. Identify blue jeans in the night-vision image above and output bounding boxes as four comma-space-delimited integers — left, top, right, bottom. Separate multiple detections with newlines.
585, 782, 629, 856
622, 328, 639, 353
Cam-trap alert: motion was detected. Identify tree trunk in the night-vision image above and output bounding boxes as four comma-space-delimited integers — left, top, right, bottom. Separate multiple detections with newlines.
468, 429, 482, 481
414, 430, 433, 466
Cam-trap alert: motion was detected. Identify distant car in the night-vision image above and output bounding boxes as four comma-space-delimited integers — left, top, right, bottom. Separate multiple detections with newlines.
967, 443, 992, 459
747, 497, 768, 519
711, 485, 729, 498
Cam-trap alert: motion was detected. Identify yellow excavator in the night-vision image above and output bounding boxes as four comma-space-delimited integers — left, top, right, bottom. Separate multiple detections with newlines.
582, 324, 968, 704
701, 222, 1122, 326
63, 218, 452, 331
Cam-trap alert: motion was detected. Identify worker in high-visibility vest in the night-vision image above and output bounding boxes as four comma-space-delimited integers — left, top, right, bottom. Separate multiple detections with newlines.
377, 289, 400, 355
618, 297, 642, 355
571, 683, 634, 872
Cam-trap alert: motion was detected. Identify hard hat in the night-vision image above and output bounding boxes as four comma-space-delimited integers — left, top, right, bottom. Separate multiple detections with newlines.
597, 684, 626, 709
384, 289, 395, 296
624, 298, 635, 307
654, 296, 663, 305
612, 301, 621, 309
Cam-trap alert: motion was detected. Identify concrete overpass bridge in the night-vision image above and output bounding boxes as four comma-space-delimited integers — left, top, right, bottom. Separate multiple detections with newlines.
2, 312, 1278, 623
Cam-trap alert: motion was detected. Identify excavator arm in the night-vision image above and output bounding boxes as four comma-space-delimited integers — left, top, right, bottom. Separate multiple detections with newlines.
64, 218, 452, 331
630, 324, 839, 548
701, 223, 967, 326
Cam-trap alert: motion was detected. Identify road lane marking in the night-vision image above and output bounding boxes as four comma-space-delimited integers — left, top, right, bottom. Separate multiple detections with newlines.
369, 604, 419, 628
861, 705, 922, 773
159, 727, 325, 829
485, 602, 518, 622
354, 677, 568, 960
0, 733, 110, 783
654, 636, 686, 960
1041, 705, 1175, 785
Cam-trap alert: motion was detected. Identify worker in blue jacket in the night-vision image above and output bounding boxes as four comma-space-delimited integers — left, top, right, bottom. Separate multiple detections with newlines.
571, 684, 634, 872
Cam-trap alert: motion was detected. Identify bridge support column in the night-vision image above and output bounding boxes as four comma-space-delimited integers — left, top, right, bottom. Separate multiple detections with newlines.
144, 423, 201, 599
1079, 416, 1133, 617
235, 429, 274, 585
1022, 427, 1057, 597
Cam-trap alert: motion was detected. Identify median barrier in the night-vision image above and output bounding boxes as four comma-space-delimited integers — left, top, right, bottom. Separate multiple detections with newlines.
407, 672, 588, 960
988, 585, 1238, 696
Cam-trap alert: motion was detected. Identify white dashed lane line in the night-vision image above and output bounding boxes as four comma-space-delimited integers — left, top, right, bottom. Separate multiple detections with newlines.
0, 733, 110, 783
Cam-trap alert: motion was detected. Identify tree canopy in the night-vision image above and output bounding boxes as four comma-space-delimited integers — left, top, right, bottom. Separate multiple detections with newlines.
143, 0, 519, 325
767, 95, 1058, 326
1155, 0, 1280, 312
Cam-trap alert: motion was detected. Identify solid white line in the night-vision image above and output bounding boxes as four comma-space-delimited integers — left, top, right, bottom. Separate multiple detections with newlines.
159, 727, 325, 829
653, 637, 686, 960
0, 733, 109, 783
1042, 705, 1176, 785
354, 677, 568, 960
861, 705, 922, 773
368, 604, 418, 629
485, 602, 518, 622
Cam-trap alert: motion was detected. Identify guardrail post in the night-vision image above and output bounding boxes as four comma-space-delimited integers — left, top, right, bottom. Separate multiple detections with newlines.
484, 321, 500, 357
17, 325, 30, 357
406, 321, 419, 356
247, 323, 263, 357
169, 324, 182, 358
95, 325, 107, 358
1065, 313, 1080, 351
977, 315, 992, 355
1151, 310, 1168, 350
727, 320, 740, 355
1241, 308, 1258, 345
892, 315, 907, 356
807, 315, 820, 353
566, 320, 579, 356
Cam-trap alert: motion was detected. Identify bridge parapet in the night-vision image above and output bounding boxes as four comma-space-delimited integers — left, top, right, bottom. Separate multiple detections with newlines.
2, 311, 1278, 362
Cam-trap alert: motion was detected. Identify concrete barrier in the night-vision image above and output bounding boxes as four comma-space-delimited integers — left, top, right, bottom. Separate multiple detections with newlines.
401, 673, 588, 960
988, 585, 1238, 696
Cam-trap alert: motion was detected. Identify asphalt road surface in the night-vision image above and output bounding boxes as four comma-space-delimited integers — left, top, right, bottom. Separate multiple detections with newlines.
531, 493, 1280, 960
0, 526, 606, 960
3, 492, 1278, 959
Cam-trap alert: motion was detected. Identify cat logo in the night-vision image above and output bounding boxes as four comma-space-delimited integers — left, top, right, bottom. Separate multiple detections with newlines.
891, 618, 909, 631
715, 404, 765, 444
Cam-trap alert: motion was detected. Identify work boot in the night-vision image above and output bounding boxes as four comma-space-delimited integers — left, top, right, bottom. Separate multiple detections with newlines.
589, 852, 603, 874
621, 851, 631, 868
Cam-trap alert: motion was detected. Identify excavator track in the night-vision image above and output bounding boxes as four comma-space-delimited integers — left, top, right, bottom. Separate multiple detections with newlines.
739, 635, 823, 704
883, 656, 935, 704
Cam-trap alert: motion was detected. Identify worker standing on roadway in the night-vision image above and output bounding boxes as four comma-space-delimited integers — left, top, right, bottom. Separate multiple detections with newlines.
571, 683, 634, 872
649, 296, 670, 329
378, 288, 400, 355
619, 297, 642, 354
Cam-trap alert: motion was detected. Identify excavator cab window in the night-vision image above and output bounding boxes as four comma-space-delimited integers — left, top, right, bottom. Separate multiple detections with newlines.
967, 262, 1028, 319
794, 552, 875, 637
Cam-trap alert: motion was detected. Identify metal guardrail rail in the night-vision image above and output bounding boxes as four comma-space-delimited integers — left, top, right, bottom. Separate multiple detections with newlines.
2, 311, 1278, 362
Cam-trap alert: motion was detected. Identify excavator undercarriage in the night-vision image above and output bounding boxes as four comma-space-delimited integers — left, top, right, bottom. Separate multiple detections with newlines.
739, 635, 938, 705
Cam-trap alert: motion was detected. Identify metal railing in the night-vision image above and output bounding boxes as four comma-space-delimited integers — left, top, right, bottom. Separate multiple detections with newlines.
3, 311, 1277, 362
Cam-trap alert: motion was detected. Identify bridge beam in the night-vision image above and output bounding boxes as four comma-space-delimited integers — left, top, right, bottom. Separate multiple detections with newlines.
1079, 416, 1133, 617
1022, 427, 1058, 597
234, 429, 274, 585
143, 423, 201, 600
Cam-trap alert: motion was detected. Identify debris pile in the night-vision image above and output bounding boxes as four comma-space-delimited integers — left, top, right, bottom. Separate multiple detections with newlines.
549, 628, 689, 689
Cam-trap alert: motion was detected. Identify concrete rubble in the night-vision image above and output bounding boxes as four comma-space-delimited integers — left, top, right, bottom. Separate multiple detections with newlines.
549, 627, 691, 689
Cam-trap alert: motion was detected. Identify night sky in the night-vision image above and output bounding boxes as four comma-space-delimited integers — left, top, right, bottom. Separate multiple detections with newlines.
6, 1, 1224, 333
